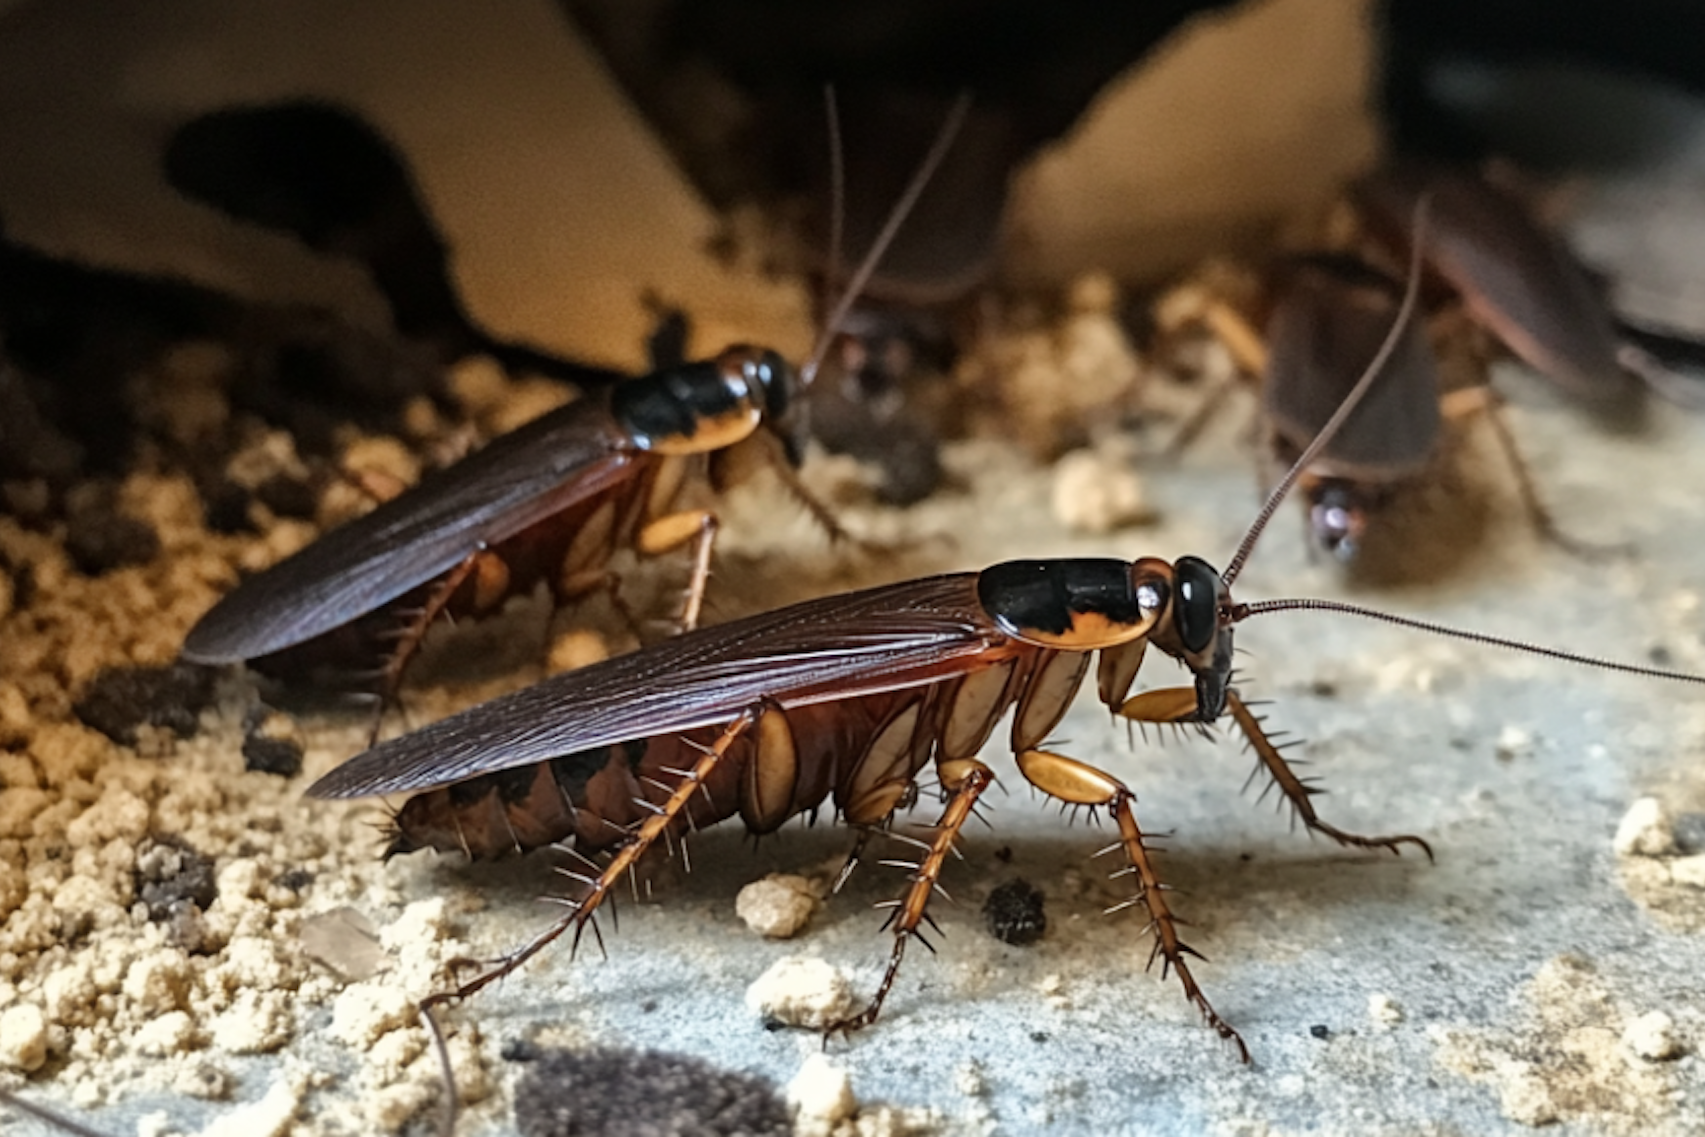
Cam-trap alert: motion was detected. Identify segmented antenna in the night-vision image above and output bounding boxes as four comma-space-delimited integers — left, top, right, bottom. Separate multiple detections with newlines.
801, 92, 971, 386
1232, 597, 1705, 686
1220, 196, 1432, 588
822, 85, 845, 332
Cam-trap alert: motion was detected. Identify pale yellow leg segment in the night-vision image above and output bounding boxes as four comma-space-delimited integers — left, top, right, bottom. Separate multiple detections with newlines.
421, 705, 764, 1013
636, 509, 719, 632
1224, 692, 1433, 859
1016, 747, 1248, 1062
826, 758, 995, 1036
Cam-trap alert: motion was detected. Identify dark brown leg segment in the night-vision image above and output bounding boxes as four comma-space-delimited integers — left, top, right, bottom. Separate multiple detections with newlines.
1225, 691, 1432, 860
826, 759, 994, 1036
369, 552, 485, 745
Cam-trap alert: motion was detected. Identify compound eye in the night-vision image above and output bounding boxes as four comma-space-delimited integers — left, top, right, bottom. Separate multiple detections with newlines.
747, 350, 794, 419
1172, 556, 1222, 655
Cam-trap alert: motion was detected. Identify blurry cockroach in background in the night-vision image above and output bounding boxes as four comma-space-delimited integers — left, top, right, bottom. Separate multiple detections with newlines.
303, 205, 1705, 1098
1153, 161, 1664, 574
180, 98, 971, 737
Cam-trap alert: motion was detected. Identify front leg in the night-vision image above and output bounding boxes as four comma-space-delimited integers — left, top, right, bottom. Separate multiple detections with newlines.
1015, 747, 1248, 1062
1222, 691, 1433, 859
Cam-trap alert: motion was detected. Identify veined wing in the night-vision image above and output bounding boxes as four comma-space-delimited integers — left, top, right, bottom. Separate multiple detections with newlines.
308, 573, 1002, 798
184, 399, 637, 662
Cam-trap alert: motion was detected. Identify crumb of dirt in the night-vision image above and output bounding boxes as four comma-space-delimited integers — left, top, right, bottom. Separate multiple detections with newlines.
1369, 993, 1405, 1028
192, 1071, 307, 1137
735, 873, 820, 939
984, 272, 1143, 459
0, 1001, 48, 1071
745, 955, 857, 1029
1615, 797, 1676, 857
1670, 854, 1705, 889
1432, 955, 1683, 1129
72, 662, 217, 746
1050, 445, 1150, 533
329, 980, 416, 1048
1622, 1010, 1685, 1061
982, 878, 1047, 946
240, 706, 303, 778
788, 1052, 856, 1126
511, 1047, 792, 1137
136, 836, 220, 922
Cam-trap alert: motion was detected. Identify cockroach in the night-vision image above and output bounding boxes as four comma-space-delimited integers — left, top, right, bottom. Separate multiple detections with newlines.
180, 98, 970, 725
305, 213, 1705, 1064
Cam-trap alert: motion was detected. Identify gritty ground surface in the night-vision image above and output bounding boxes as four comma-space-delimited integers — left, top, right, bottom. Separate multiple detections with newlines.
3, 348, 1705, 1137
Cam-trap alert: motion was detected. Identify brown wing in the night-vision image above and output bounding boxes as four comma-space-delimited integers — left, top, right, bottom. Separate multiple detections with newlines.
307, 573, 1003, 799
1358, 162, 1638, 408
183, 398, 637, 663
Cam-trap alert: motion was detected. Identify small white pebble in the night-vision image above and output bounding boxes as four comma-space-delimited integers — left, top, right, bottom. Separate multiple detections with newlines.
1494, 726, 1532, 760
736, 874, 820, 939
135, 1010, 196, 1057
1368, 993, 1405, 1028
745, 955, 856, 1029
1615, 797, 1676, 857
787, 1053, 856, 1124
1051, 448, 1148, 534
0, 1002, 47, 1071
1623, 1010, 1685, 1061
1671, 854, 1705, 889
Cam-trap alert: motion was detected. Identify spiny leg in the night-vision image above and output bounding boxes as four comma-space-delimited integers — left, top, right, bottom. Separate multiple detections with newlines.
825, 759, 994, 1037
1015, 747, 1247, 1060
634, 509, 719, 633
369, 552, 486, 746
1225, 691, 1432, 859
420, 705, 765, 1014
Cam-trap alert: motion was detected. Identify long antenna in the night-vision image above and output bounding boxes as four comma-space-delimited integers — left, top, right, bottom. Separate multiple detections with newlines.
1220, 196, 1432, 588
801, 92, 971, 386
822, 85, 846, 336
1233, 597, 1705, 686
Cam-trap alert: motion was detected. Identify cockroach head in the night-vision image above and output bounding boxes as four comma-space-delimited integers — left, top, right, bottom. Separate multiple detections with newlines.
1147, 555, 1236, 721
742, 348, 798, 422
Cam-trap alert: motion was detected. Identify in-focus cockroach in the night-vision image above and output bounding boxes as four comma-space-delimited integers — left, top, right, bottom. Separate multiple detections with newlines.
180, 99, 970, 726
306, 219, 1705, 1064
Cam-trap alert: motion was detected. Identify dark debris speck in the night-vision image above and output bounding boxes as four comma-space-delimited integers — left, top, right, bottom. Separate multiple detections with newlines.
241, 705, 304, 777
274, 868, 315, 892
983, 878, 1047, 946
512, 1047, 792, 1137
1310, 1024, 1331, 1040
201, 478, 255, 534
135, 836, 218, 923
73, 662, 217, 745
253, 471, 320, 520
65, 508, 160, 575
